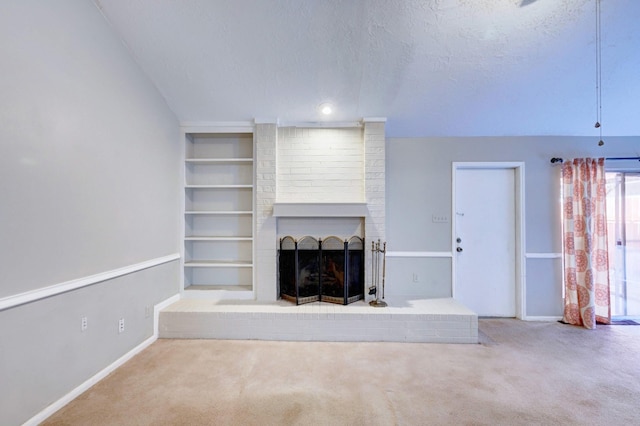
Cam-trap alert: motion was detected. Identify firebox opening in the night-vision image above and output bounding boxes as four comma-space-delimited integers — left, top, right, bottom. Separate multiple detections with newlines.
278, 236, 364, 305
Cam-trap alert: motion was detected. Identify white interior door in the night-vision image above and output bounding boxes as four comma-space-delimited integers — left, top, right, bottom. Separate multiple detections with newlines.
454, 167, 516, 317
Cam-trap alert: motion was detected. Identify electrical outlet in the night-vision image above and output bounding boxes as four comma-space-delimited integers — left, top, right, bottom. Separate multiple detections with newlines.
412, 273, 419, 283
118, 318, 125, 334
81, 316, 88, 332
145, 305, 151, 319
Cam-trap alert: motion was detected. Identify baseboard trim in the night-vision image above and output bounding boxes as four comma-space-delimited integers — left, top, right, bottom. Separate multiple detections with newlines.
0, 253, 180, 312
523, 316, 563, 321
23, 293, 179, 426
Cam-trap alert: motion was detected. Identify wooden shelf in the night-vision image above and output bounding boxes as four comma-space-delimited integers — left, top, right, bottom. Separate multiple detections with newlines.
185, 260, 253, 268
185, 236, 253, 241
185, 284, 253, 291
185, 158, 253, 164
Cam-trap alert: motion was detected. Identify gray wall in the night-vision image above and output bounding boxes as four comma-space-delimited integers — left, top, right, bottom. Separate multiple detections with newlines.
385, 136, 640, 317
0, 1, 181, 424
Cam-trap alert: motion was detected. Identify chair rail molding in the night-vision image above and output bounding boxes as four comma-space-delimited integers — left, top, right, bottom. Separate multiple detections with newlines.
0, 253, 180, 312
386, 251, 453, 258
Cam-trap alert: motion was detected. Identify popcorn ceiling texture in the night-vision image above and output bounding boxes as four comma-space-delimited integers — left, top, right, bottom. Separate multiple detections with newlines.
95, 0, 640, 136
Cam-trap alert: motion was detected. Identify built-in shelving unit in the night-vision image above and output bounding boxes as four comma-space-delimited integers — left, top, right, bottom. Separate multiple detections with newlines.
183, 131, 255, 298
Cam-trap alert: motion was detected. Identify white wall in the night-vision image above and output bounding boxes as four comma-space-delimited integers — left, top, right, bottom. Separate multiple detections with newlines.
385, 136, 640, 317
0, 1, 181, 424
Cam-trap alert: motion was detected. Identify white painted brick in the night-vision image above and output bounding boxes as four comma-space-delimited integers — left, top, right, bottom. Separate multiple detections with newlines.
252, 122, 386, 301
276, 127, 364, 203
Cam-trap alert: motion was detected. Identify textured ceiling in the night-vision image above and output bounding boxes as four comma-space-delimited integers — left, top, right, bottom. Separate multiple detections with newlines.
94, 0, 640, 137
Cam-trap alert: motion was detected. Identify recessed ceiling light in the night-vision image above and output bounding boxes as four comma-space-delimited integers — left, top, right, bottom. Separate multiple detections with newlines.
319, 103, 333, 115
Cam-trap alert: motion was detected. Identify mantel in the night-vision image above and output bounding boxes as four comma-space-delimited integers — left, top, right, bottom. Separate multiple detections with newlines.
272, 202, 368, 218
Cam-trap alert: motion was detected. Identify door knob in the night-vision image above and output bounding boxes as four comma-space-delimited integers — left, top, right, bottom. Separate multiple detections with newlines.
456, 247, 463, 252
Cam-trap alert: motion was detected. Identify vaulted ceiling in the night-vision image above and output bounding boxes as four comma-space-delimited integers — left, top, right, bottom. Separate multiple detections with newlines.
94, 0, 640, 137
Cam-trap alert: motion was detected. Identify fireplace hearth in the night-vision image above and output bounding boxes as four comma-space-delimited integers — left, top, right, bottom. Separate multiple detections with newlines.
278, 236, 364, 305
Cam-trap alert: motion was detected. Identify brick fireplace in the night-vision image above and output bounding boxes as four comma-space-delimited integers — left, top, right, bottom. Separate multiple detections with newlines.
160, 118, 478, 343
254, 119, 386, 302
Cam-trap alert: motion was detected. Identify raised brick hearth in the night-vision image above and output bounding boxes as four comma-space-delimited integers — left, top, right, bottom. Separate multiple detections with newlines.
160, 297, 478, 343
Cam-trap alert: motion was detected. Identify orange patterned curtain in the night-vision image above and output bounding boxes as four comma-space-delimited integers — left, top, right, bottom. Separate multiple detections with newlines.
562, 158, 611, 329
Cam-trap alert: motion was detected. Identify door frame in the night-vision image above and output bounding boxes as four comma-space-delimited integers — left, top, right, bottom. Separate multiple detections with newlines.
451, 162, 526, 319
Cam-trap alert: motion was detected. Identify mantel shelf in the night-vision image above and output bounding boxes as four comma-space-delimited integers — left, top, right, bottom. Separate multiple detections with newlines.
272, 202, 368, 218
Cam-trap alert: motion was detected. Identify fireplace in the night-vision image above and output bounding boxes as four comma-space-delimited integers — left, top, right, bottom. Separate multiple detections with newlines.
278, 236, 365, 305
253, 120, 385, 302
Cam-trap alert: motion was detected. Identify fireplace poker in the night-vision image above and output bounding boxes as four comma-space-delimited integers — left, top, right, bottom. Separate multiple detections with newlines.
381, 241, 386, 300
375, 240, 379, 293
368, 241, 377, 296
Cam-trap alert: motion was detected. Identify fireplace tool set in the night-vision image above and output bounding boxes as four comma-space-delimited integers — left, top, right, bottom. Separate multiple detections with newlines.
368, 240, 387, 308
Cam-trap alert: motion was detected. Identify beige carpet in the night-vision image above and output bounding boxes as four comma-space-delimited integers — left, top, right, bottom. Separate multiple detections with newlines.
44, 319, 640, 426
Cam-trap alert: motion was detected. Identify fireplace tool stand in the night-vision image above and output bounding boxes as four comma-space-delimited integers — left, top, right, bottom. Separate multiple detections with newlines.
369, 240, 387, 308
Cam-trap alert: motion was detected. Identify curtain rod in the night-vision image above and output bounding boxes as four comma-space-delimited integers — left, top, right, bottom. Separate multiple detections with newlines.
550, 157, 640, 164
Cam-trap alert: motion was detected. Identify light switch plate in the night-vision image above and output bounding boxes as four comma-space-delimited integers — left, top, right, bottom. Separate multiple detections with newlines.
432, 214, 449, 223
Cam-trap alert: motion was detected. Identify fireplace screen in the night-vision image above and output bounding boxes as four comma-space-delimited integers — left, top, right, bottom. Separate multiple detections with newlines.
278, 236, 364, 305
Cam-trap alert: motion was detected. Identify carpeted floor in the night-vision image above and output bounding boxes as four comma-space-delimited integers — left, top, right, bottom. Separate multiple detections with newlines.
43, 319, 640, 426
